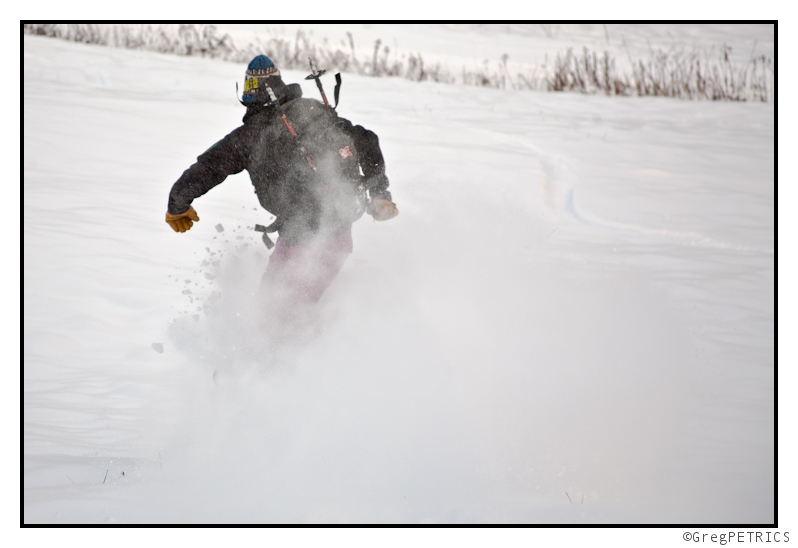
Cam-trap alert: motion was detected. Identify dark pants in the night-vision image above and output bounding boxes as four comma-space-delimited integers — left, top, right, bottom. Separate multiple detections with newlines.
261, 228, 353, 305
258, 228, 353, 342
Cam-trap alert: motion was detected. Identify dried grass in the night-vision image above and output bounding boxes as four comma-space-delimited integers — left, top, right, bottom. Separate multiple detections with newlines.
24, 23, 774, 103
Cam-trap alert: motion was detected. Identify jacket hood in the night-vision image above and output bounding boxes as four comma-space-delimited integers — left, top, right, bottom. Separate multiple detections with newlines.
242, 83, 303, 123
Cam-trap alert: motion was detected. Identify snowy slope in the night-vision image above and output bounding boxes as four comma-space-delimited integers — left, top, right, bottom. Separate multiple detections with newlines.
23, 25, 774, 526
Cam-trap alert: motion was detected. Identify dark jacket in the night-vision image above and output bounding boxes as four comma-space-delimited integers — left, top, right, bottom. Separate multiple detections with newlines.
167, 83, 391, 244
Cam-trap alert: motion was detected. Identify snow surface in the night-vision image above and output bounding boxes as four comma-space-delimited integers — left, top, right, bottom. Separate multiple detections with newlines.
23, 25, 775, 527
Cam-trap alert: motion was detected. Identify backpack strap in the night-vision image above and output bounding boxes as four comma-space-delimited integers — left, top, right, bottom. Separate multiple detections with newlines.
333, 73, 342, 110
254, 219, 282, 249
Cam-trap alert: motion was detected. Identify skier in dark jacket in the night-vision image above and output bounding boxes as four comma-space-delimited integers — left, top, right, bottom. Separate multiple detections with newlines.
165, 55, 398, 334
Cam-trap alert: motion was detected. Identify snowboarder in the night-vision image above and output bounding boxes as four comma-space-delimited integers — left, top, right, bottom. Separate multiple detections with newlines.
165, 55, 398, 336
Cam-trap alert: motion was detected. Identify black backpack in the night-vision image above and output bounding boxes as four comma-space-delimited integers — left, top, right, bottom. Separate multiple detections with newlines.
254, 94, 367, 247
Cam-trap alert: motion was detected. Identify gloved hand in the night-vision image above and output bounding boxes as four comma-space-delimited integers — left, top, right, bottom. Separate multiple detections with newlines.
367, 198, 399, 221
165, 205, 199, 233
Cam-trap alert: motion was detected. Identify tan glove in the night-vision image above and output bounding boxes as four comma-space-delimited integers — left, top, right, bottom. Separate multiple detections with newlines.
165, 205, 199, 233
368, 198, 399, 221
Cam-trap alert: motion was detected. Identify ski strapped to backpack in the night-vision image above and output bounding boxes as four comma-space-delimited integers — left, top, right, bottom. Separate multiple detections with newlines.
304, 57, 370, 226
305, 57, 342, 112
305, 57, 371, 218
